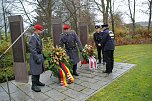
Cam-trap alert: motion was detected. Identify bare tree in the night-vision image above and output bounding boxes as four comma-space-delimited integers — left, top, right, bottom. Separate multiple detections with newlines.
18, 0, 33, 24
127, 0, 136, 37
93, 0, 110, 24
15, 0, 56, 37
61, 0, 79, 33
36, 0, 54, 37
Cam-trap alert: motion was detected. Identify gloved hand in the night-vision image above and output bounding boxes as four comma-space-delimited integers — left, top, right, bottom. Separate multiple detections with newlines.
36, 58, 41, 64
80, 49, 82, 52
98, 44, 101, 46
34, 54, 44, 64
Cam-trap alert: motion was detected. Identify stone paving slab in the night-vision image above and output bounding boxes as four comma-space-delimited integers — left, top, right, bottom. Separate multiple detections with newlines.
10, 90, 31, 101
0, 62, 136, 101
45, 89, 68, 101
0, 91, 14, 101
62, 89, 88, 100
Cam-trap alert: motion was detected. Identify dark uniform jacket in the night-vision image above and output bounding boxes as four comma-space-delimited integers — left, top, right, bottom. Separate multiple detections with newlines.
101, 28, 115, 51
93, 31, 103, 47
29, 33, 45, 75
59, 31, 82, 64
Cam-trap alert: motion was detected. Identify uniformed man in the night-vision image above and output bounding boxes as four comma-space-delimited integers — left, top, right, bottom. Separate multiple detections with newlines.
101, 24, 115, 74
93, 25, 106, 64
29, 24, 45, 92
59, 24, 83, 76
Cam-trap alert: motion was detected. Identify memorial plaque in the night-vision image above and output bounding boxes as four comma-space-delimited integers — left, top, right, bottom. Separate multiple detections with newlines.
79, 22, 88, 46
10, 22, 24, 62
52, 19, 62, 47
8, 15, 28, 83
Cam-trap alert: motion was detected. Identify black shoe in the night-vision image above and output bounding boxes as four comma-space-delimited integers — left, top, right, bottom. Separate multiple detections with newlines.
31, 85, 41, 92
102, 70, 112, 74
37, 82, 45, 86
73, 72, 79, 76
103, 62, 106, 65
97, 62, 101, 64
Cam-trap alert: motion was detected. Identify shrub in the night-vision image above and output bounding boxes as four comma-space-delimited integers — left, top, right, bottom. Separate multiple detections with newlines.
0, 40, 13, 68
0, 40, 11, 55
0, 67, 15, 83
115, 27, 152, 45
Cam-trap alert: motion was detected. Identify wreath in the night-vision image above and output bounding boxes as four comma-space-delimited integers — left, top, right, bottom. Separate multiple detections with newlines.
47, 46, 72, 77
81, 44, 96, 64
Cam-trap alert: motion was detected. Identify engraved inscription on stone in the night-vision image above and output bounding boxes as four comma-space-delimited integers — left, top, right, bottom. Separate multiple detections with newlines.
10, 22, 24, 62
52, 19, 62, 47
79, 23, 88, 46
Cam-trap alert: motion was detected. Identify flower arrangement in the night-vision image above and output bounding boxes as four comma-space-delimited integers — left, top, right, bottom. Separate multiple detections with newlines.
82, 44, 96, 63
47, 46, 72, 77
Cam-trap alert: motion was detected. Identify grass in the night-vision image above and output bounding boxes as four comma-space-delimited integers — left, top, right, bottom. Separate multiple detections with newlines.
87, 44, 152, 101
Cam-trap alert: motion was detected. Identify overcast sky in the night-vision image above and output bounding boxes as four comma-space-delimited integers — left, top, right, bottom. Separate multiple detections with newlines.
0, 0, 149, 27
96, 0, 149, 24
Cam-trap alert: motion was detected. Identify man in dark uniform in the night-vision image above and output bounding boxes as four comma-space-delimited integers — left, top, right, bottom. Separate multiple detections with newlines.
93, 25, 106, 64
29, 24, 45, 92
101, 24, 115, 74
59, 24, 83, 76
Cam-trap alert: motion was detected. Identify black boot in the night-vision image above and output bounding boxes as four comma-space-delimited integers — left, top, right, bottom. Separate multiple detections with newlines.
31, 81, 41, 92
37, 75, 45, 86
73, 64, 79, 76
37, 81, 45, 86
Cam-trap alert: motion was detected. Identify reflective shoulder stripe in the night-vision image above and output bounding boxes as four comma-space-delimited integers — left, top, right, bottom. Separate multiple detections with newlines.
109, 33, 114, 37
109, 31, 114, 37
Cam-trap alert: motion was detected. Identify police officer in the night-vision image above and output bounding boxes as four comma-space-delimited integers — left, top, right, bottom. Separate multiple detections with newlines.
101, 24, 115, 74
59, 24, 83, 76
93, 25, 106, 64
29, 24, 45, 92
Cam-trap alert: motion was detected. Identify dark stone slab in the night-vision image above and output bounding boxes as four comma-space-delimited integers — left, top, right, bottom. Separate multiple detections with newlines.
52, 19, 62, 47
78, 22, 88, 46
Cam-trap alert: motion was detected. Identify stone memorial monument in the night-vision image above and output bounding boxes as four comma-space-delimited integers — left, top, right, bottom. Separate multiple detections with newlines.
8, 15, 28, 83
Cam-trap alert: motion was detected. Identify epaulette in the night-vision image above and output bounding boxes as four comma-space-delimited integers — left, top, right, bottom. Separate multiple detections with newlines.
109, 31, 114, 38
32, 34, 35, 36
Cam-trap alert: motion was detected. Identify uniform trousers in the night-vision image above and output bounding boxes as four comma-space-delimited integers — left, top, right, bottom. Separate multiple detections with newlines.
104, 50, 114, 73
97, 46, 105, 63
32, 75, 40, 85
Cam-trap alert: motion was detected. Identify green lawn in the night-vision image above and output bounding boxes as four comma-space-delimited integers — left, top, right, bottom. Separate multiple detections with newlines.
87, 44, 152, 101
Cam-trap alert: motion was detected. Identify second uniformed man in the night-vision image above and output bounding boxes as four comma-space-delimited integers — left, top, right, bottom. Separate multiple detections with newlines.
59, 24, 83, 76
101, 24, 115, 74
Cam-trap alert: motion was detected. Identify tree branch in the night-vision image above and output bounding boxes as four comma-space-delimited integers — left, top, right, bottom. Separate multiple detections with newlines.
18, 0, 33, 24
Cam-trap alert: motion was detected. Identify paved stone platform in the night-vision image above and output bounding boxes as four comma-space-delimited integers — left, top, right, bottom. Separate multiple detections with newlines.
0, 62, 135, 101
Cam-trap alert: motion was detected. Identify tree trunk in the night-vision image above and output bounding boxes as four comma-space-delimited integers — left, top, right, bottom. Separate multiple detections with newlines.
105, 0, 110, 24
0, 30, 1, 42
101, 0, 106, 23
133, 0, 136, 36
101, 0, 110, 24
110, 0, 115, 34
47, 0, 52, 38
148, 0, 152, 35
2, 0, 7, 40
128, 0, 136, 38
